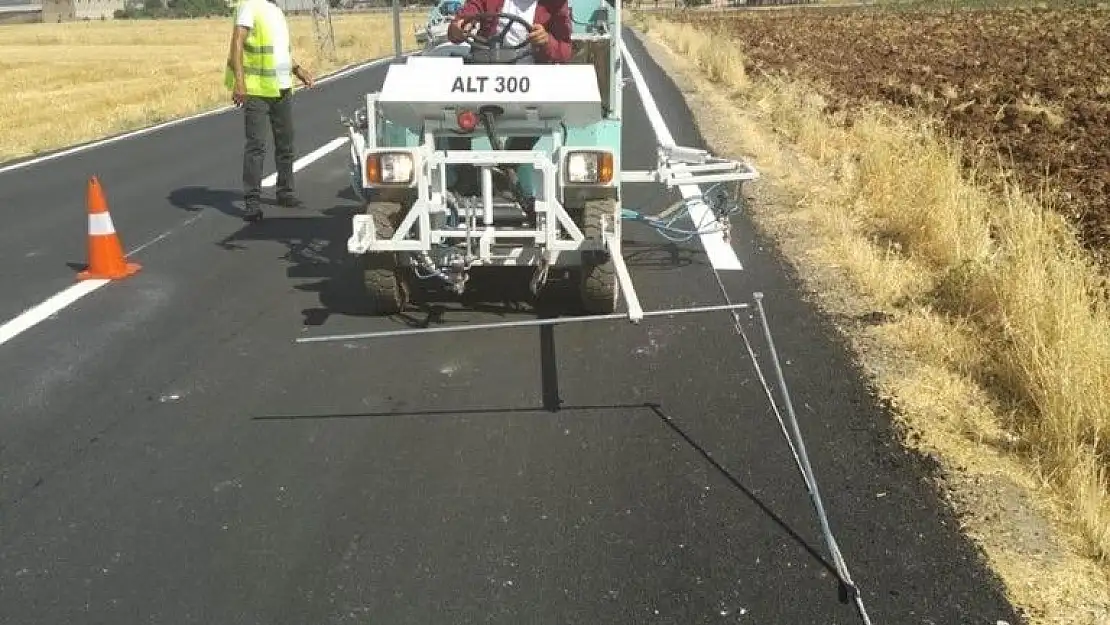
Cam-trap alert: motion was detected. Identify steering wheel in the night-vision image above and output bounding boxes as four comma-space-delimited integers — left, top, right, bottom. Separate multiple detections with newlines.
454, 11, 535, 63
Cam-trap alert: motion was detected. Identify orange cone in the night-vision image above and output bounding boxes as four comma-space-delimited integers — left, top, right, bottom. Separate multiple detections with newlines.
77, 176, 141, 281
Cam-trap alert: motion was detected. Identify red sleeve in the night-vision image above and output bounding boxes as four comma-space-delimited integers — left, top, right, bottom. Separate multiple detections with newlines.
455, 0, 487, 17
536, 0, 572, 63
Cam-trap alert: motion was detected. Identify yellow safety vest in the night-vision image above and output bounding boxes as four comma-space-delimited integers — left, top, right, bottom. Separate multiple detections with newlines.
224, 0, 287, 98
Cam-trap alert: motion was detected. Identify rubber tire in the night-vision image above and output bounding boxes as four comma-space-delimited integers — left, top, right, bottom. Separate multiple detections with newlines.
578, 198, 619, 314
359, 200, 409, 315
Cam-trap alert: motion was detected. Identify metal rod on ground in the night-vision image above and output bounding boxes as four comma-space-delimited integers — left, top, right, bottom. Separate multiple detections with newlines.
751, 292, 874, 625
296, 303, 750, 343
392, 0, 402, 60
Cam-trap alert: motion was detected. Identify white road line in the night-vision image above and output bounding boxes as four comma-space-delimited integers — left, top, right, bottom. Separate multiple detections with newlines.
126, 213, 205, 257
0, 54, 403, 176
0, 280, 109, 347
619, 38, 745, 272
261, 136, 349, 188
0, 134, 352, 349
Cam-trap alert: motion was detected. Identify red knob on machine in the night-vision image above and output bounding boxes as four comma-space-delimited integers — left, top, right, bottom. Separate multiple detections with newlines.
457, 109, 478, 132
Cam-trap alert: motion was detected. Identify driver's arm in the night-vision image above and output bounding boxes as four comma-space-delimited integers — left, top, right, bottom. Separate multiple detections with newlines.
447, 0, 487, 43
534, 1, 572, 63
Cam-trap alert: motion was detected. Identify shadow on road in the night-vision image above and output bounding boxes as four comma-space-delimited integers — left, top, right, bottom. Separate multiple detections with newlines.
167, 186, 247, 218
644, 402, 847, 597
251, 397, 842, 591
210, 191, 711, 328
167, 186, 311, 216
336, 185, 362, 203
621, 236, 706, 272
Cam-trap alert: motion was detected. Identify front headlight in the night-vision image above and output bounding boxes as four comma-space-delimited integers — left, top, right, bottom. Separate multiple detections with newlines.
564, 151, 614, 185
366, 152, 414, 185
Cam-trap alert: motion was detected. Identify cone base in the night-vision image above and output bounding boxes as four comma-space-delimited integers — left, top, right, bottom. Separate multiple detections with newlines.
78, 261, 142, 281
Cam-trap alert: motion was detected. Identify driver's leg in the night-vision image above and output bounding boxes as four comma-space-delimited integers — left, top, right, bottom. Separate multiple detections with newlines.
506, 135, 539, 197
506, 135, 540, 223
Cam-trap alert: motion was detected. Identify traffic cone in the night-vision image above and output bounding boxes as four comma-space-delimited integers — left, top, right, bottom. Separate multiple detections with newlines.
77, 176, 141, 281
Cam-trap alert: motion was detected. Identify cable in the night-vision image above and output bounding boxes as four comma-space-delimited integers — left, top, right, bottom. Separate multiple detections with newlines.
622, 181, 743, 243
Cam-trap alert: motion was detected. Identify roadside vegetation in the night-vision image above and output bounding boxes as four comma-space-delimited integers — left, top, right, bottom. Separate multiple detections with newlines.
0, 10, 422, 163
112, 0, 234, 20
628, 4, 1110, 623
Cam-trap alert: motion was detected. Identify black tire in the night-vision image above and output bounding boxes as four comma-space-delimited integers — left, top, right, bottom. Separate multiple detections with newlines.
578, 198, 619, 314
359, 200, 409, 315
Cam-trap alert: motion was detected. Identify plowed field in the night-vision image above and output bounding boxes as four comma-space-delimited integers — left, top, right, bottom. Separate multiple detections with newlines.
668, 7, 1110, 255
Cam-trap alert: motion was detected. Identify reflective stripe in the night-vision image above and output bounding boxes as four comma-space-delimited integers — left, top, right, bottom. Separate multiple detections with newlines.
243, 43, 274, 53
88, 212, 116, 236
243, 67, 279, 77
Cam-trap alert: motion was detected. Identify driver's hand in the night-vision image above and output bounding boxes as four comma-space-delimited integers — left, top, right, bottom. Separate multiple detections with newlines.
527, 23, 548, 47
447, 17, 467, 43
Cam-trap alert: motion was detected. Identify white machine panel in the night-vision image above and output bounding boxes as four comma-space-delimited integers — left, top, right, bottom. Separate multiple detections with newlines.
376, 56, 603, 128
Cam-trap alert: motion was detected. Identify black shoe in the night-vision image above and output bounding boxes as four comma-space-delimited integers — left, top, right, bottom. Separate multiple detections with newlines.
277, 194, 304, 208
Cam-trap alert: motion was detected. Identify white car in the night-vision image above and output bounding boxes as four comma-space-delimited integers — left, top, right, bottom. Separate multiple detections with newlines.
414, 0, 461, 48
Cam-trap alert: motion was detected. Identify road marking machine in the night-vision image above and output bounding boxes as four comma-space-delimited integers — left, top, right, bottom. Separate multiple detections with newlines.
306, 1, 878, 622
341, 0, 757, 317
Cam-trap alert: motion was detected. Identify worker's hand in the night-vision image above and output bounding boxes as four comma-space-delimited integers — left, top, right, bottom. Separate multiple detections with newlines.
447, 17, 467, 43
232, 80, 247, 107
527, 23, 548, 47
296, 66, 315, 89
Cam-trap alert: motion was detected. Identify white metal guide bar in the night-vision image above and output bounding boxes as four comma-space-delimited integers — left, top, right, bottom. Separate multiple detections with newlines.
749, 293, 875, 625
622, 144, 761, 187
295, 302, 748, 343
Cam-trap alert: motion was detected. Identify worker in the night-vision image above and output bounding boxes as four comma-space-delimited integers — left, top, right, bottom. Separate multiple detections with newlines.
446, 0, 573, 64
444, 0, 573, 219
225, 0, 315, 223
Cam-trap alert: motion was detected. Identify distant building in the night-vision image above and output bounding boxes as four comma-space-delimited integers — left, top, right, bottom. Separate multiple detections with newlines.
41, 0, 126, 21
0, 3, 42, 23
273, 0, 315, 13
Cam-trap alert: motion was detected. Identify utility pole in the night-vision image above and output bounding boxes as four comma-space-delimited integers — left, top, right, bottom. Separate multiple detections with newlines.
391, 0, 402, 60
311, 0, 337, 60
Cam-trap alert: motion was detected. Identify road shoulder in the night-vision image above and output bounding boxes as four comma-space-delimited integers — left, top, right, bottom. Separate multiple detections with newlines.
622, 22, 1110, 625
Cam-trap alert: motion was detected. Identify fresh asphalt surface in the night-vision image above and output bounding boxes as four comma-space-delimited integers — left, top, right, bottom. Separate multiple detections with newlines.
0, 30, 1021, 624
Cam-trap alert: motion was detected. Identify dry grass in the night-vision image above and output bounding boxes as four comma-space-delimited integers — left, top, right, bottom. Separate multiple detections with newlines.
0, 11, 422, 162
629, 12, 1110, 624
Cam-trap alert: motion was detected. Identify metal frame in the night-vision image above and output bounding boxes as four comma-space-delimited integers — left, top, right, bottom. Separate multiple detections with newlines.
347, 141, 601, 263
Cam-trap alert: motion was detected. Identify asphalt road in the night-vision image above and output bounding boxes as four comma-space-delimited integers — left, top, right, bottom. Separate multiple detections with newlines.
0, 30, 1021, 625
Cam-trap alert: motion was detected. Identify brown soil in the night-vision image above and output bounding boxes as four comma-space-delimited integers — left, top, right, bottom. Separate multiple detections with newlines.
666, 6, 1110, 259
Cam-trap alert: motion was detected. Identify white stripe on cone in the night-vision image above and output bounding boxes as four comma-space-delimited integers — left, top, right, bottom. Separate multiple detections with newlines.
88, 212, 116, 236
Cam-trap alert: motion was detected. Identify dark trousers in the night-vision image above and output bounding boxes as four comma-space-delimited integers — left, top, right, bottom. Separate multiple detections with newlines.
243, 90, 295, 208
